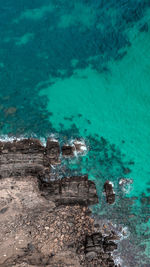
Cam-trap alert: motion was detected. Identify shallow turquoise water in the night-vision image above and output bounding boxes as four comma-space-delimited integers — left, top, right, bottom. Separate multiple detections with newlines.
0, 0, 150, 265
40, 26, 150, 197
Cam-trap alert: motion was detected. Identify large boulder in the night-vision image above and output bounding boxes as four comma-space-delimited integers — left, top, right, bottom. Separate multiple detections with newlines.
104, 181, 115, 204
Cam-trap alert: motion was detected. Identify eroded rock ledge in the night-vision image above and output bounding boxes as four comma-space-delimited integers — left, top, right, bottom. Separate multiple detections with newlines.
0, 138, 118, 267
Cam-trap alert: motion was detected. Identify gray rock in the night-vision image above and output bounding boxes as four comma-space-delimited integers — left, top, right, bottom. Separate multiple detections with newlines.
85, 251, 97, 260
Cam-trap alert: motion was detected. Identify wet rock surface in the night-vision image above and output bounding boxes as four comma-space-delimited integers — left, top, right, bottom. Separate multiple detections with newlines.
62, 144, 75, 157
104, 181, 115, 204
0, 138, 119, 267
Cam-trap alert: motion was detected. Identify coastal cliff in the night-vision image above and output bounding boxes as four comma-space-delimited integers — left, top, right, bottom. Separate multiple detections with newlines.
0, 138, 118, 267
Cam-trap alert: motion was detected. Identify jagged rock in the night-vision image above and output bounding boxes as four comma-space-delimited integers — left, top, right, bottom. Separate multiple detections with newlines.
83, 233, 117, 266
0, 138, 44, 154
62, 144, 75, 157
0, 138, 61, 179
61, 140, 87, 157
45, 138, 60, 164
104, 181, 115, 204
0, 138, 118, 267
0, 138, 88, 179
103, 240, 117, 252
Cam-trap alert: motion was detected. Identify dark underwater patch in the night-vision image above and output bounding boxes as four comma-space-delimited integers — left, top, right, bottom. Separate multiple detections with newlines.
1, 0, 150, 137
139, 22, 149, 32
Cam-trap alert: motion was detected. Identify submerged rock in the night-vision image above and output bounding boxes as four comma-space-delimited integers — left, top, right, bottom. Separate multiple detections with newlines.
119, 178, 133, 186
119, 178, 133, 194
139, 22, 149, 32
4, 106, 17, 116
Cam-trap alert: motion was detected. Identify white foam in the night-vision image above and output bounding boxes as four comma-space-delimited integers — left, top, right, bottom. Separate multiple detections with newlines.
119, 178, 133, 194
0, 135, 25, 142
80, 144, 87, 151
51, 138, 58, 143
122, 185, 132, 194
39, 137, 46, 146
108, 181, 114, 187
0, 134, 50, 148
73, 149, 78, 157
48, 137, 58, 142
119, 178, 133, 185
114, 256, 123, 265
102, 220, 130, 241
63, 143, 71, 146
70, 139, 88, 156
47, 133, 59, 142
50, 164, 56, 169
119, 226, 130, 240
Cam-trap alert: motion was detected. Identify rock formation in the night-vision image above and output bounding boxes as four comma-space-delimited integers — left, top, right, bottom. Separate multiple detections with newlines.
104, 181, 115, 204
61, 144, 75, 157
61, 139, 87, 157
38, 175, 98, 206
0, 138, 60, 179
0, 138, 118, 267
83, 233, 117, 265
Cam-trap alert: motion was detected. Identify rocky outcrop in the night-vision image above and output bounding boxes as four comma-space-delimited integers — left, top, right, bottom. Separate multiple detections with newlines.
38, 175, 98, 206
73, 140, 87, 154
62, 144, 75, 157
0, 138, 60, 179
104, 181, 115, 204
61, 140, 87, 157
0, 138, 88, 179
0, 138, 118, 267
83, 233, 117, 266
44, 138, 60, 165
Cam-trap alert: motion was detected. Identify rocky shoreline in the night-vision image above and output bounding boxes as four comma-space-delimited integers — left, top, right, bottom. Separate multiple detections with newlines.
0, 138, 119, 267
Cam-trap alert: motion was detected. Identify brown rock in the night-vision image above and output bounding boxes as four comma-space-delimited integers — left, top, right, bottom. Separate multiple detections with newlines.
62, 144, 75, 157
0, 138, 60, 179
104, 181, 115, 204
0, 138, 117, 267
39, 175, 99, 206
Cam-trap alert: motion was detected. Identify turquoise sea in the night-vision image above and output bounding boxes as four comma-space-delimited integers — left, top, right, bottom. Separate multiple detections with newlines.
0, 0, 150, 265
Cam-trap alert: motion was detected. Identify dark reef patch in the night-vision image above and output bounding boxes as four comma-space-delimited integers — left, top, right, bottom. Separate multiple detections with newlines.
0, 0, 150, 136
139, 22, 149, 32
